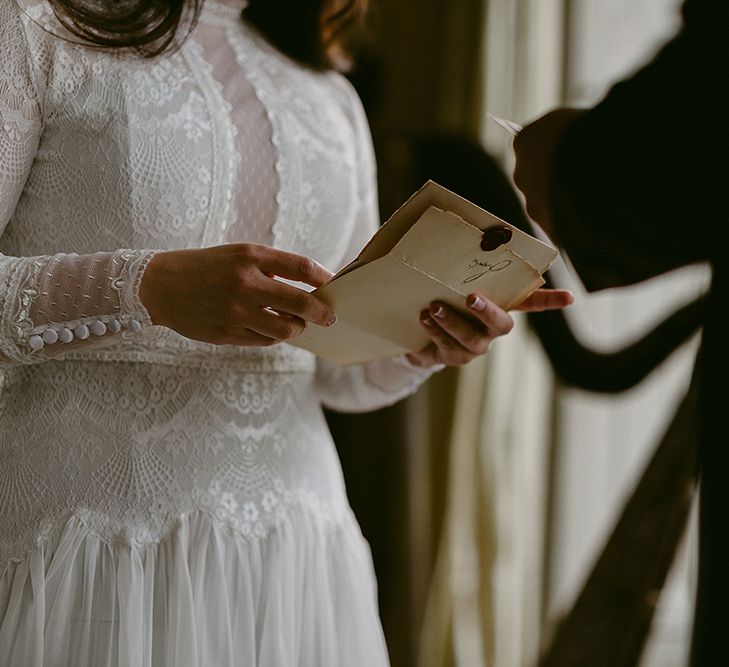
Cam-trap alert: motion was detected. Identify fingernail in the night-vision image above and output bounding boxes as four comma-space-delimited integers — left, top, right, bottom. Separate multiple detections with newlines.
432, 304, 446, 319
422, 316, 434, 327
326, 314, 337, 326
468, 295, 486, 311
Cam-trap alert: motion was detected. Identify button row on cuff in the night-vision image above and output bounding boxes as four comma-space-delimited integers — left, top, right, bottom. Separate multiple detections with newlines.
28, 318, 142, 352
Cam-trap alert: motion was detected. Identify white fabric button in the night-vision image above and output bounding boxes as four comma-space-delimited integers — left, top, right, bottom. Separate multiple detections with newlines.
90, 320, 107, 336
73, 324, 90, 340
128, 319, 142, 333
108, 319, 122, 334
29, 335, 44, 351
42, 329, 59, 345
58, 327, 74, 343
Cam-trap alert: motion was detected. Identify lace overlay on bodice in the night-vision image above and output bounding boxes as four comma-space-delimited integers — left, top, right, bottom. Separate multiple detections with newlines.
0, 359, 351, 566
0, 0, 437, 568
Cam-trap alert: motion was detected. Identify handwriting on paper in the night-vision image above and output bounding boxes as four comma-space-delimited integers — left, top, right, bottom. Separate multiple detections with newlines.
462, 257, 513, 284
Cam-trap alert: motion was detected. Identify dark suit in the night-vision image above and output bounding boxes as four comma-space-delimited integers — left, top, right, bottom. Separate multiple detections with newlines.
548, 1, 729, 663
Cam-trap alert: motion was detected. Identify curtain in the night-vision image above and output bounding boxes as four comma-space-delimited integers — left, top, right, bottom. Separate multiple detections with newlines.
406, 2, 567, 665
359, 1, 704, 665
418, 327, 556, 667
350, 1, 567, 665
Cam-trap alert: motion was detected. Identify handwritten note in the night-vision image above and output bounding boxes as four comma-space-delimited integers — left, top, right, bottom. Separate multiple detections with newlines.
463, 257, 513, 284
290, 181, 558, 364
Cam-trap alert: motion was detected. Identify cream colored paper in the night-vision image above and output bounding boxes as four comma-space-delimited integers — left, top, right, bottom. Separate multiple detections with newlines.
291, 181, 558, 365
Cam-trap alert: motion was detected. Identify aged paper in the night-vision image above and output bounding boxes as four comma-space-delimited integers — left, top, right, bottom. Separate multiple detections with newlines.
487, 112, 523, 135
291, 181, 558, 364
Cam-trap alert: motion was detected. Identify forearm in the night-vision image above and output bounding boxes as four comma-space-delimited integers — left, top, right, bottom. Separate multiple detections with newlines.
0, 249, 156, 367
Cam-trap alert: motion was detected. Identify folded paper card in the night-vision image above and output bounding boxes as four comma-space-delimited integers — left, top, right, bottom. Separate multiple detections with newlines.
291, 181, 558, 365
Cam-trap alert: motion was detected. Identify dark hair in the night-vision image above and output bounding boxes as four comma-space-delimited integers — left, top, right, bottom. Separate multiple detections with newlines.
45, 0, 367, 68
47, 0, 201, 56
245, 0, 367, 70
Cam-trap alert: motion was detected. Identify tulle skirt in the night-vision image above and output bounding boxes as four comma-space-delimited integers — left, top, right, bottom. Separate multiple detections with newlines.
0, 507, 389, 666
0, 357, 392, 666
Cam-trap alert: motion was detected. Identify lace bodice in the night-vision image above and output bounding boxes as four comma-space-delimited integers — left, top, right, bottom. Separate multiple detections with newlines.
0, 0, 434, 400
0, 0, 438, 572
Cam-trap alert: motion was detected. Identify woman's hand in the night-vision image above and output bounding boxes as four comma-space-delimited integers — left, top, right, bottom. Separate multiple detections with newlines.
139, 243, 336, 347
406, 288, 574, 367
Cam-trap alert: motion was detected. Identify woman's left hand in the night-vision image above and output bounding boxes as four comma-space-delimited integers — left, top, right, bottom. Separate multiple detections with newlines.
406, 288, 574, 367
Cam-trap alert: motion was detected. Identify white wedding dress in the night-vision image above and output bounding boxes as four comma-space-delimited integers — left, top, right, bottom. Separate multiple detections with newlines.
0, 1, 436, 664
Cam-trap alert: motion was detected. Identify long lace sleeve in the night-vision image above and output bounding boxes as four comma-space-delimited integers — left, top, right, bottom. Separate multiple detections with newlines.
313, 78, 440, 413
0, 0, 155, 368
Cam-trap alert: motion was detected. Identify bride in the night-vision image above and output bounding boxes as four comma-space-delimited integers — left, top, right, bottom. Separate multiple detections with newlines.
0, 0, 571, 664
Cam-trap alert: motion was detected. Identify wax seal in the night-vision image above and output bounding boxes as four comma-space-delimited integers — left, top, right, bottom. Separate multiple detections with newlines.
481, 227, 513, 251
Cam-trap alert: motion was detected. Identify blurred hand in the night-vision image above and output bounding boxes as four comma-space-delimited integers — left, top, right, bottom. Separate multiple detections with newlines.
512, 108, 584, 232
406, 288, 574, 367
139, 243, 336, 347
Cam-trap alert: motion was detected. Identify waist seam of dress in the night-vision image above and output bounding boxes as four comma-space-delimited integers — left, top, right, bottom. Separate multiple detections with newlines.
0, 502, 355, 571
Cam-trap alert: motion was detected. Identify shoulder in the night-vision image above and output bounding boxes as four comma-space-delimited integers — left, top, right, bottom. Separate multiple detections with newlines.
326, 72, 366, 114
0, 1, 36, 75
1, 1, 60, 111
0, 0, 53, 31
0, 0, 26, 33
324, 71, 377, 185
1, 0, 93, 105
325, 72, 372, 142
0, 0, 58, 57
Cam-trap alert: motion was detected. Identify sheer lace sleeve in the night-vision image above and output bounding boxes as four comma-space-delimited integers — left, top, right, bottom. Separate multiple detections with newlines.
0, 0, 156, 368
313, 78, 440, 413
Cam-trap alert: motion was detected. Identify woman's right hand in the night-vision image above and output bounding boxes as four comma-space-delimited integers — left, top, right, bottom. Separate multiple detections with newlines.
139, 243, 336, 347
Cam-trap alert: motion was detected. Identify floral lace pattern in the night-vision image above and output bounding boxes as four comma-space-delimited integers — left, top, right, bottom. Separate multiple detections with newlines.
0, 359, 353, 567
0, 0, 436, 568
